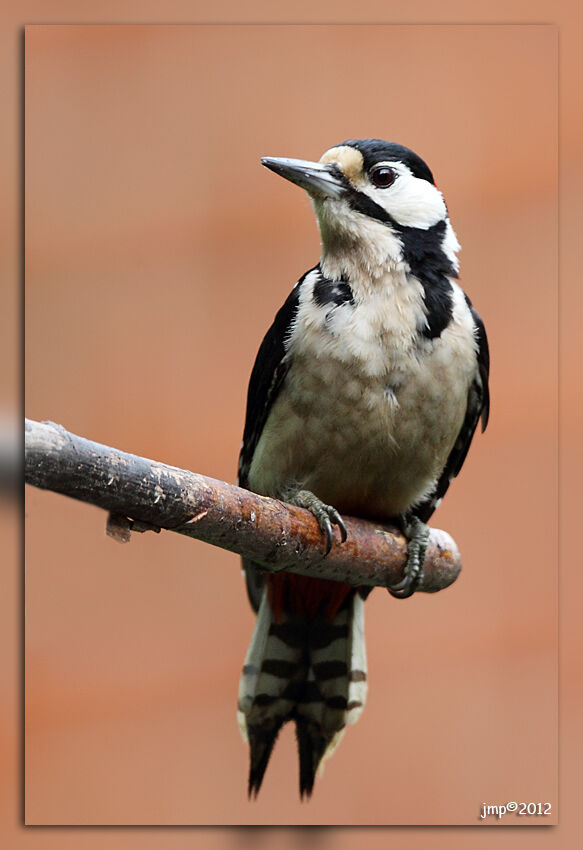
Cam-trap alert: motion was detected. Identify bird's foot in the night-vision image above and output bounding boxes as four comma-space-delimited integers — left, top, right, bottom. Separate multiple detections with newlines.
287, 489, 347, 555
388, 515, 429, 599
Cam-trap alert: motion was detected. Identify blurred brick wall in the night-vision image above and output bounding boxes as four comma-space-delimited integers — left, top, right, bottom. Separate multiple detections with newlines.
20, 19, 562, 833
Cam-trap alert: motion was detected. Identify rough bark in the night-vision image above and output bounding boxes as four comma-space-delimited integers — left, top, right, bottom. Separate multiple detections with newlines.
24, 418, 462, 593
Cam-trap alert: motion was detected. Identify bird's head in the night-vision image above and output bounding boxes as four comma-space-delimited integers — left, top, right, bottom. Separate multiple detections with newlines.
262, 139, 459, 282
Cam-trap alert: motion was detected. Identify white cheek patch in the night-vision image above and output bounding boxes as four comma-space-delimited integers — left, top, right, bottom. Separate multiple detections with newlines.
367, 164, 447, 230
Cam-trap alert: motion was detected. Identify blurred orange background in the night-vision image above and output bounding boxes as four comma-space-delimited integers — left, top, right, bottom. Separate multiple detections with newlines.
23, 23, 558, 827
0, 0, 573, 840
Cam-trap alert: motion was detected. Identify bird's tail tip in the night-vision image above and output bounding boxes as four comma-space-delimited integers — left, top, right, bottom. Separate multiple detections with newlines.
246, 720, 283, 799
295, 716, 345, 800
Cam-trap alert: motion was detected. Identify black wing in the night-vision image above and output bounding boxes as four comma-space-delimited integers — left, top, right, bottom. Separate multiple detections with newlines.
238, 272, 312, 489
238, 269, 313, 611
413, 299, 490, 524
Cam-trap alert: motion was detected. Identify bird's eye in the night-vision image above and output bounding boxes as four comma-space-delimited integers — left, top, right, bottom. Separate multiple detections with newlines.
370, 166, 395, 188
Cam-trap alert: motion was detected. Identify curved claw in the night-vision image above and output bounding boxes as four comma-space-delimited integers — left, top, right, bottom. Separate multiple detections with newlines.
287, 490, 348, 556
321, 515, 334, 555
317, 503, 346, 555
387, 515, 429, 600
387, 572, 422, 599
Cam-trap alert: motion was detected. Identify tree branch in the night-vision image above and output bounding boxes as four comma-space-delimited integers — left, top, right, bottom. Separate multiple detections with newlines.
24, 418, 461, 594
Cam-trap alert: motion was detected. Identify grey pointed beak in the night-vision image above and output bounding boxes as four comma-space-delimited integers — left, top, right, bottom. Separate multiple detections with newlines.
261, 156, 346, 199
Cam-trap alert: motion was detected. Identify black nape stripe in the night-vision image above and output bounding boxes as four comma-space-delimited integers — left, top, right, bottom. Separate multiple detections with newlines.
401, 220, 455, 339
417, 273, 454, 339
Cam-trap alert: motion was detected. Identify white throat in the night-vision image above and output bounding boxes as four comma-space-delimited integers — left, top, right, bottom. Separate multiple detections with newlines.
314, 197, 407, 286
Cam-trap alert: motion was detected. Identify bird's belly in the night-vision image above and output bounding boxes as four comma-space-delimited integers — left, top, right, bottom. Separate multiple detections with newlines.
248, 349, 469, 520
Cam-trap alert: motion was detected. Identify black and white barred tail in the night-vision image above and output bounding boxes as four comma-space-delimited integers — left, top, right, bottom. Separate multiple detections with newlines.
237, 576, 367, 798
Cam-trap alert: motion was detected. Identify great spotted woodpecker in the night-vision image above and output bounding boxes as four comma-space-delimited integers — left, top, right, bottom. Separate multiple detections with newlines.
236, 139, 489, 798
